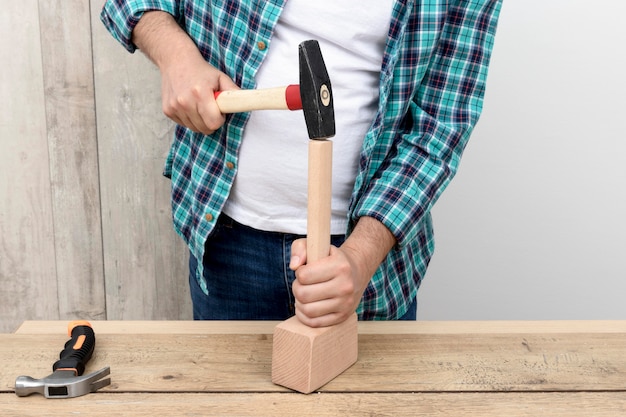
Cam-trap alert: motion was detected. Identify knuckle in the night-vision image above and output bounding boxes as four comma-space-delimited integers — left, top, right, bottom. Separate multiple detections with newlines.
198, 109, 224, 133
295, 267, 310, 285
308, 318, 323, 328
191, 85, 202, 97
292, 286, 302, 301
297, 303, 311, 317
291, 281, 304, 298
337, 260, 351, 276
162, 102, 175, 118
338, 312, 351, 325
205, 119, 223, 132
175, 95, 189, 109
293, 287, 309, 304
300, 314, 321, 328
340, 280, 355, 297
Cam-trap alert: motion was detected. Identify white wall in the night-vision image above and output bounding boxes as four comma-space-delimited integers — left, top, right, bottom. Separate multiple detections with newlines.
418, 0, 626, 320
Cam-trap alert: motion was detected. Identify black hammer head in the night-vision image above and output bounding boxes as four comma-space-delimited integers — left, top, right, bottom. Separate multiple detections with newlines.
299, 40, 335, 140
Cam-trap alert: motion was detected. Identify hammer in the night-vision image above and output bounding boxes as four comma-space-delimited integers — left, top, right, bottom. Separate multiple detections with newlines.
215, 39, 338, 301
216, 40, 357, 393
214, 39, 335, 140
15, 321, 111, 398
214, 39, 335, 263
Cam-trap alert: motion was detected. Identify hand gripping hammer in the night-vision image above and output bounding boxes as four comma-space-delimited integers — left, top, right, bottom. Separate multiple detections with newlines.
15, 321, 111, 398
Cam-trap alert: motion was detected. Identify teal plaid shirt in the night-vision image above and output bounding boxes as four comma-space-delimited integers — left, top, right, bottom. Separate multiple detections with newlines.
101, 0, 502, 320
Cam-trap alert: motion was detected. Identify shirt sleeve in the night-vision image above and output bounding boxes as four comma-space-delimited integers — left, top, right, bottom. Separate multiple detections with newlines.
100, 0, 180, 53
353, 0, 503, 248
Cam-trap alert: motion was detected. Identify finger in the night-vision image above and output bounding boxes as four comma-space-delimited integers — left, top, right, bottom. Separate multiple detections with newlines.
166, 113, 184, 128
163, 92, 204, 133
217, 73, 240, 92
292, 276, 328, 304
294, 255, 338, 286
289, 238, 307, 270
295, 305, 348, 328
189, 83, 231, 134
174, 109, 205, 134
293, 272, 355, 306
197, 97, 226, 134
295, 296, 339, 317
164, 88, 210, 135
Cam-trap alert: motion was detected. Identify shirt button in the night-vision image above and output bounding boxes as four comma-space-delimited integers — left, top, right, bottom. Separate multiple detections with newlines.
257, 41, 267, 51
205, 213, 214, 222
226, 161, 235, 170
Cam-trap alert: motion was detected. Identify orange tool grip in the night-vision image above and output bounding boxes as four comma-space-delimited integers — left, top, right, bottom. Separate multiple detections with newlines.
53, 321, 96, 376
67, 320, 92, 336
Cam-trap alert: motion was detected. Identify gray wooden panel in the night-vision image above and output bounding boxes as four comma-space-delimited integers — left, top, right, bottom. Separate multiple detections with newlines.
0, 0, 59, 332
90, 0, 191, 320
38, 0, 106, 321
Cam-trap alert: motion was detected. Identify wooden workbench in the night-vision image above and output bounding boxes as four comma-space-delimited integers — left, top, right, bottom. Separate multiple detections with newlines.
2, 321, 626, 416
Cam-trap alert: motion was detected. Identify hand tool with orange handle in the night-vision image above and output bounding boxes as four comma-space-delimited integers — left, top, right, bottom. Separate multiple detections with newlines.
15, 320, 110, 398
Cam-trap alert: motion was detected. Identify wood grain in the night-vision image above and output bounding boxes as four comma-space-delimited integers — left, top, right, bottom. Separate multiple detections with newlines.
0, 0, 192, 333
15, 319, 626, 335
215, 86, 295, 112
3, 329, 626, 393
90, 1, 191, 321
38, 0, 106, 322
306, 139, 333, 262
272, 313, 358, 393
2, 392, 626, 417
4, 322, 626, 416
0, 0, 59, 333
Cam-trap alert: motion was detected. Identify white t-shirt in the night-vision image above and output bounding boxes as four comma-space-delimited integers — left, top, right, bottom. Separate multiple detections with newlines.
223, 0, 394, 234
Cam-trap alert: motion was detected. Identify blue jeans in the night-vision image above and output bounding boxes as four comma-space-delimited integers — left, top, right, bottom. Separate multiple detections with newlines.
188, 214, 417, 321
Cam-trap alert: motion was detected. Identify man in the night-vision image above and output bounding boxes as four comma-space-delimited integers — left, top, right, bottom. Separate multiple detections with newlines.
101, 0, 502, 326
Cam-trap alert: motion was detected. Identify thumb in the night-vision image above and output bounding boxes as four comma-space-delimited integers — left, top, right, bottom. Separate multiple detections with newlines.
289, 238, 307, 270
217, 73, 240, 92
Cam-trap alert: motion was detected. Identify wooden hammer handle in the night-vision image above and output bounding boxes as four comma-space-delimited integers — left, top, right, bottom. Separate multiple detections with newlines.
307, 140, 333, 263
214, 85, 302, 113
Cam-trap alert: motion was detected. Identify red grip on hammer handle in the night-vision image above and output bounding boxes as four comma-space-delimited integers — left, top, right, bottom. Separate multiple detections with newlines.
52, 321, 95, 376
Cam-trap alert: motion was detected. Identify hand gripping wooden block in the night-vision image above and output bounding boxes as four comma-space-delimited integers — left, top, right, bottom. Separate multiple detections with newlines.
271, 137, 358, 393
271, 313, 358, 393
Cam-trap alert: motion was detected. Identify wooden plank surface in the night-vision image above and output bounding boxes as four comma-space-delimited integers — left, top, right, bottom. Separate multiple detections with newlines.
0, 0, 59, 334
38, 0, 106, 322
4, 322, 626, 416
2, 392, 626, 417
90, 1, 191, 320
3, 330, 626, 393
14, 319, 626, 335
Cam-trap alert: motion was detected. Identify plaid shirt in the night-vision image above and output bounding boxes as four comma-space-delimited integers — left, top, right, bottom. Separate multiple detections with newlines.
101, 0, 502, 320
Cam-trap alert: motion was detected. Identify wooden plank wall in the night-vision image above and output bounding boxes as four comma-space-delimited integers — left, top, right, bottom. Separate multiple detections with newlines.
0, 0, 191, 333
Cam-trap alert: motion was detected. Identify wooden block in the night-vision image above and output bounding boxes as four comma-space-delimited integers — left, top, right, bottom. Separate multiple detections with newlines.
271, 140, 357, 393
272, 313, 358, 393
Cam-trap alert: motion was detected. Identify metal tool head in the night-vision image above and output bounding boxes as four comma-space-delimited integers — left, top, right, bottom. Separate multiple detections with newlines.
15, 366, 111, 399
15, 321, 110, 399
299, 40, 335, 140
